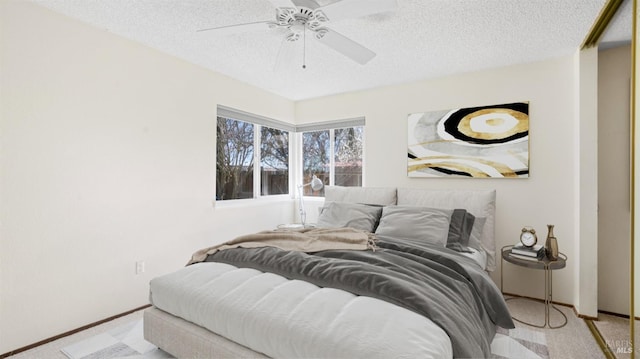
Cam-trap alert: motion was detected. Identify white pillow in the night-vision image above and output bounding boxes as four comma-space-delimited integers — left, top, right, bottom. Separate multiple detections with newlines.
468, 217, 486, 252
375, 206, 453, 246
317, 202, 383, 232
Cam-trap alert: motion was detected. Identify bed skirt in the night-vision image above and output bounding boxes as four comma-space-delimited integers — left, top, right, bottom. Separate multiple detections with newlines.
143, 306, 268, 358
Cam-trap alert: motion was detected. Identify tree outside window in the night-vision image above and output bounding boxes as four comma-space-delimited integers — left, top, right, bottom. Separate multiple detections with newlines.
216, 117, 289, 200
335, 127, 363, 187
302, 126, 363, 197
302, 130, 330, 197
261, 127, 289, 196
216, 117, 254, 200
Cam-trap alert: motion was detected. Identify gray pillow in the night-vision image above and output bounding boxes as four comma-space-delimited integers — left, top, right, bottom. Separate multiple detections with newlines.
317, 202, 383, 232
375, 206, 453, 246
447, 209, 475, 247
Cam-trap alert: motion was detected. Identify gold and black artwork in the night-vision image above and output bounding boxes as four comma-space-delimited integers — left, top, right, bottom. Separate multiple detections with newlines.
407, 102, 529, 178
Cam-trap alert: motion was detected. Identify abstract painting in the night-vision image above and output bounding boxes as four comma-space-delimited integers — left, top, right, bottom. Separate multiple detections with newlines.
407, 102, 529, 178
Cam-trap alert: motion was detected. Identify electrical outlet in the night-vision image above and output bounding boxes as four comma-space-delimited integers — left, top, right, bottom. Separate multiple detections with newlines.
135, 261, 145, 275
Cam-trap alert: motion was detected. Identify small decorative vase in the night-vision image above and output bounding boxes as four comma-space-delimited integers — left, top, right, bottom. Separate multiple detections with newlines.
545, 224, 559, 260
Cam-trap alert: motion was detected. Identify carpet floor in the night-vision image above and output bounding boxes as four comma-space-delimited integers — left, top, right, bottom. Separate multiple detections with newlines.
591, 313, 637, 358
503, 297, 605, 359
5, 299, 605, 359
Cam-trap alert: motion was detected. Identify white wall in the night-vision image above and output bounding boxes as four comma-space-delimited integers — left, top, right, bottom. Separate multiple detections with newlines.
296, 56, 589, 310
0, 2, 296, 353
597, 45, 631, 315
573, 47, 599, 318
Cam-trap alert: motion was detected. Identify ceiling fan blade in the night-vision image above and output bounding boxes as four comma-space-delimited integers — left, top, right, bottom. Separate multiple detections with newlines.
318, 0, 397, 22
292, 0, 320, 9
197, 21, 272, 36
266, 0, 297, 8
315, 29, 375, 65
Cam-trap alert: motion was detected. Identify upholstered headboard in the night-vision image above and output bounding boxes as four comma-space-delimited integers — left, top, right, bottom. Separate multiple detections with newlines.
323, 186, 497, 271
324, 186, 397, 206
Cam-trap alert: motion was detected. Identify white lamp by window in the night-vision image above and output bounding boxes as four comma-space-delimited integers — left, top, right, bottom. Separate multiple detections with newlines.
298, 175, 324, 227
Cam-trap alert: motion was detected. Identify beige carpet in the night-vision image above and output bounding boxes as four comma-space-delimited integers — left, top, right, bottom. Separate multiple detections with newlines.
504, 296, 605, 359
6, 301, 606, 359
591, 313, 637, 358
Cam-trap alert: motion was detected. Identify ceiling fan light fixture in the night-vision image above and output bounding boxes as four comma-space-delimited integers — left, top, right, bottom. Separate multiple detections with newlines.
199, 0, 398, 67
290, 22, 306, 34
276, 8, 297, 26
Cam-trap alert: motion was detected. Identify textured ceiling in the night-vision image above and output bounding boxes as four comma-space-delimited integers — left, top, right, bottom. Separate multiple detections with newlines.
30, 0, 631, 101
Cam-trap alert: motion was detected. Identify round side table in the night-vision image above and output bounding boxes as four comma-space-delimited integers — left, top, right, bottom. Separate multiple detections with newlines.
500, 245, 568, 329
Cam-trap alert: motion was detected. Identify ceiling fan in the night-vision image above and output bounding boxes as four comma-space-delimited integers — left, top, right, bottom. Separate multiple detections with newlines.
198, 0, 398, 67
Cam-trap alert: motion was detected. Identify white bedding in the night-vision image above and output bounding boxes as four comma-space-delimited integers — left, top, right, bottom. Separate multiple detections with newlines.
149, 262, 453, 359
460, 247, 488, 270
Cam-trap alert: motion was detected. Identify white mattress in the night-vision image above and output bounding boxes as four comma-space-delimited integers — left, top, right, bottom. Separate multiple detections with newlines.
149, 262, 453, 359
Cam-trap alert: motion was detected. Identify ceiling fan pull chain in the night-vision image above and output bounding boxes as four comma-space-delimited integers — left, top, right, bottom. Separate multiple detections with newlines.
302, 28, 307, 69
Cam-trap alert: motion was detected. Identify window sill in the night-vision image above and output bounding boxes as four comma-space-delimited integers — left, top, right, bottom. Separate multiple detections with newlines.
213, 195, 295, 209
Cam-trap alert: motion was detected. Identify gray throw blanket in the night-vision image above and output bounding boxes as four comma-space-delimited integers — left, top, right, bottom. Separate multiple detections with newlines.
202, 234, 514, 358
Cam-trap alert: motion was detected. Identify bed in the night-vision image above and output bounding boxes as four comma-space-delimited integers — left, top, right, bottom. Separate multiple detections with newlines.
144, 186, 514, 358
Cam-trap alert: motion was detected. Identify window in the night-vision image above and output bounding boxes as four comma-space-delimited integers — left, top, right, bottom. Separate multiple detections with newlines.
216, 117, 255, 200
260, 126, 289, 196
300, 118, 365, 197
216, 106, 293, 201
301, 130, 330, 196
215, 106, 364, 201
334, 127, 364, 187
